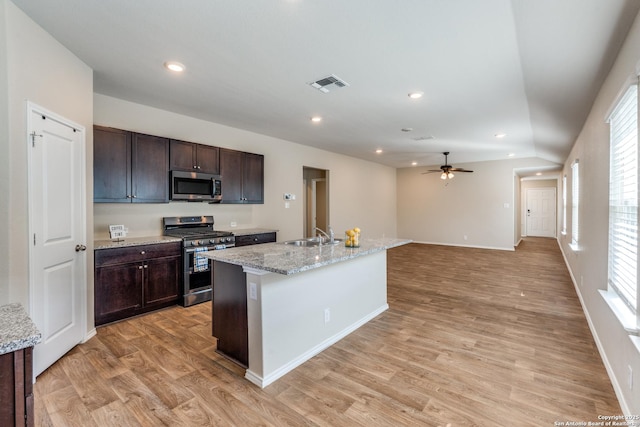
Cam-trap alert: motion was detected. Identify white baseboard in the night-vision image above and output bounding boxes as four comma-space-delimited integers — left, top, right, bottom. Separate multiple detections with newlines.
411, 240, 515, 252
245, 304, 389, 389
83, 328, 97, 343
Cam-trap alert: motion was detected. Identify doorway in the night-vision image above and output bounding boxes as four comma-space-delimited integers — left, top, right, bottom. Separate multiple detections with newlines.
303, 167, 329, 238
525, 187, 557, 237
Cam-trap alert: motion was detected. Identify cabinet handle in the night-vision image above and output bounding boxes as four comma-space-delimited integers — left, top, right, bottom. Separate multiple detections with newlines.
126, 195, 132, 199
132, 195, 137, 198
140, 251, 146, 254
138, 265, 143, 270
143, 265, 148, 269
193, 165, 198, 169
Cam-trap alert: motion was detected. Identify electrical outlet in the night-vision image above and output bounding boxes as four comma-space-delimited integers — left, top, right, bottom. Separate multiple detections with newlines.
230, 221, 237, 228
249, 282, 257, 300
463, 235, 468, 241
324, 308, 331, 323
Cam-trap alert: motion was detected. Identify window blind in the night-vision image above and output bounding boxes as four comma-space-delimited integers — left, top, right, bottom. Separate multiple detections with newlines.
571, 161, 579, 246
562, 175, 567, 234
608, 84, 638, 313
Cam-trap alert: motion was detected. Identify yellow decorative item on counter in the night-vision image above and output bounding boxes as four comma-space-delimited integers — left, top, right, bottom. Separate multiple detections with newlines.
345, 227, 360, 247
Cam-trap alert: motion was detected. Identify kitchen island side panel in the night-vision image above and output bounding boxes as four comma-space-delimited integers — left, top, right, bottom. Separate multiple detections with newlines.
245, 250, 387, 387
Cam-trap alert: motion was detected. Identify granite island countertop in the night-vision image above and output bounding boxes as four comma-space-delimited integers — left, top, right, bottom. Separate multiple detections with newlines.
201, 237, 411, 275
0, 303, 42, 355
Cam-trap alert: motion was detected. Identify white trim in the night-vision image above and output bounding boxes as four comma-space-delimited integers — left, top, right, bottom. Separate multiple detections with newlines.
599, 290, 639, 335
411, 240, 515, 252
244, 304, 388, 388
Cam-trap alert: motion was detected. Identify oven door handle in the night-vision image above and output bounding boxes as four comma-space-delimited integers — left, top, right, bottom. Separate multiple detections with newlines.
185, 247, 209, 254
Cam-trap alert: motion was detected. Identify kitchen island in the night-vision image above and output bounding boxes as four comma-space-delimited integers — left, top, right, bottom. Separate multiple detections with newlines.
202, 237, 410, 388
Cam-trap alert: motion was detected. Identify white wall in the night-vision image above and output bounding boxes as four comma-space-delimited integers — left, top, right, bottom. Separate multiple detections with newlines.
559, 10, 640, 415
0, 1, 9, 304
1, 1, 93, 314
397, 157, 559, 251
93, 94, 397, 242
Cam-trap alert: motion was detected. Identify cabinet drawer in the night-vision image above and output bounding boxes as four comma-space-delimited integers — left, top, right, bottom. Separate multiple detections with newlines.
235, 232, 276, 247
95, 242, 181, 266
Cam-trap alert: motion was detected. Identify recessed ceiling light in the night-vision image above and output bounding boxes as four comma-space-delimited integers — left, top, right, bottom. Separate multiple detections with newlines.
411, 161, 418, 166
495, 133, 507, 138
508, 153, 515, 157
536, 172, 542, 176
375, 149, 383, 154
164, 61, 185, 72
408, 92, 424, 99
310, 116, 322, 123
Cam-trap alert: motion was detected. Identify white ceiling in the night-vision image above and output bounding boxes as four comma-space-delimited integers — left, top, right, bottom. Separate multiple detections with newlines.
11, 0, 640, 169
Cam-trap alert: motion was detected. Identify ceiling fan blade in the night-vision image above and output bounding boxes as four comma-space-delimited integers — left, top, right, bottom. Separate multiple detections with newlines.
421, 170, 442, 174
450, 168, 473, 172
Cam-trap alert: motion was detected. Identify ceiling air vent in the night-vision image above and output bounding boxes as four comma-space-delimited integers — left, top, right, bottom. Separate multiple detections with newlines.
309, 74, 350, 93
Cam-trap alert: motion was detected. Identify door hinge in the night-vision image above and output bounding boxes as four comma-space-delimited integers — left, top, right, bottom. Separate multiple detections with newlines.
30, 131, 43, 147
33, 233, 36, 246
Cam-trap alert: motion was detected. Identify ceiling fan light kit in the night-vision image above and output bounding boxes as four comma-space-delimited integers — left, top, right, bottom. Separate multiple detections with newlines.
424, 152, 473, 179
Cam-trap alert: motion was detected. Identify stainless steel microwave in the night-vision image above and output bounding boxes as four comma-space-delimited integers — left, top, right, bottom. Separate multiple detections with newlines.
170, 170, 222, 202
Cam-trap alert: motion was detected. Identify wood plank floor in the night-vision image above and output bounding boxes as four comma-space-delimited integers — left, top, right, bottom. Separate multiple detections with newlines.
34, 238, 621, 426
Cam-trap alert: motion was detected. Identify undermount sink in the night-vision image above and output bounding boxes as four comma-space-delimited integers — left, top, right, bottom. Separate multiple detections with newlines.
282, 237, 343, 247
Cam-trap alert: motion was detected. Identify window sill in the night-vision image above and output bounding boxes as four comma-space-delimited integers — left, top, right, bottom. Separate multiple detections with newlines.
561, 231, 567, 236
569, 243, 580, 251
599, 289, 639, 335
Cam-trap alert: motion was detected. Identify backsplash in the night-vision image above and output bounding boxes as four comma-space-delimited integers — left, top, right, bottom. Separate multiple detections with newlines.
93, 202, 257, 239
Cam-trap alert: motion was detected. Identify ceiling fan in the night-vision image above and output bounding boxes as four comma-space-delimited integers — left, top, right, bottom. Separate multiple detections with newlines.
422, 152, 474, 180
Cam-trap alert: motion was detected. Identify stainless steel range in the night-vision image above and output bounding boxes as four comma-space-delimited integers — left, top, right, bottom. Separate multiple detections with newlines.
163, 216, 235, 307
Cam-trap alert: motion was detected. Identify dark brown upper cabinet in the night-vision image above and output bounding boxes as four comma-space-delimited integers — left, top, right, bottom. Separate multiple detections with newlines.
170, 139, 220, 175
94, 125, 169, 203
219, 148, 264, 204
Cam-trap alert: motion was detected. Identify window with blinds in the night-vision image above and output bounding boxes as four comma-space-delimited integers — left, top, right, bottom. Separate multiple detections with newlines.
571, 161, 579, 246
608, 84, 638, 314
562, 175, 567, 235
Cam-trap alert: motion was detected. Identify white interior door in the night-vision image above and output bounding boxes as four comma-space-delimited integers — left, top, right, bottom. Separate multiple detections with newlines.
27, 103, 86, 377
526, 187, 557, 237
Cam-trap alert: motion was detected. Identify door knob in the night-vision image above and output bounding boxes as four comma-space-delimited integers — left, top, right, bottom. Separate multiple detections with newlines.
75, 244, 87, 252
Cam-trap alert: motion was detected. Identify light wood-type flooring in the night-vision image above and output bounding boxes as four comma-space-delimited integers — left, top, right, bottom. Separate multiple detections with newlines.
34, 238, 621, 426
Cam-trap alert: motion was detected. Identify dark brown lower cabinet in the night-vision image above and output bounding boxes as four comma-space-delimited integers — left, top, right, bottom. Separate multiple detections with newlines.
211, 231, 276, 367
212, 261, 248, 367
95, 242, 181, 326
0, 347, 34, 427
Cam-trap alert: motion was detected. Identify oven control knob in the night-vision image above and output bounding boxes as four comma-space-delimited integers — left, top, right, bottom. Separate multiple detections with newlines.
209, 239, 216, 244
225, 237, 232, 243
191, 241, 198, 246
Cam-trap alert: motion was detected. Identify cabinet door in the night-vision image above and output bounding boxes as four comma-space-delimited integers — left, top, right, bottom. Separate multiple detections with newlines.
132, 133, 170, 202
144, 255, 181, 308
95, 263, 143, 325
219, 148, 244, 203
169, 139, 196, 172
196, 145, 220, 175
93, 126, 131, 202
242, 153, 264, 204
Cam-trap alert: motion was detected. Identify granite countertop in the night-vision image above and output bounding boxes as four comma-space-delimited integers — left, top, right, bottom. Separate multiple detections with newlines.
0, 303, 42, 355
94, 235, 182, 250
201, 237, 411, 275
223, 228, 279, 237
